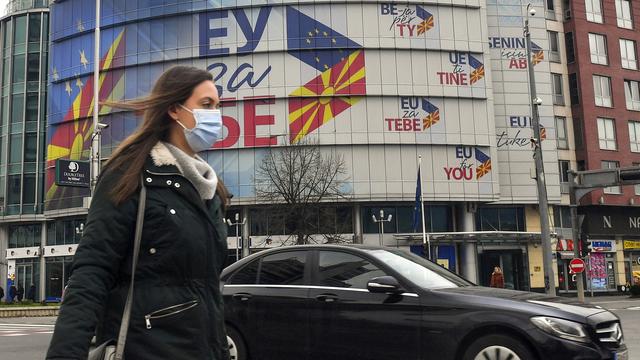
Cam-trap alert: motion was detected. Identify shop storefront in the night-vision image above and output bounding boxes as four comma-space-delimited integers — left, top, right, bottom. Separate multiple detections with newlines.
623, 240, 640, 286
587, 240, 618, 292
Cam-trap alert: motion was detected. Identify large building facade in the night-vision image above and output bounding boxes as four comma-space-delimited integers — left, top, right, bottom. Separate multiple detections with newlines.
0, 0, 50, 302
563, 0, 640, 291
3, 0, 635, 301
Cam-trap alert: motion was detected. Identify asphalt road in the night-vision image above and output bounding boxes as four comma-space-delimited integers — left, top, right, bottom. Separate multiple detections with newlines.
1, 296, 639, 360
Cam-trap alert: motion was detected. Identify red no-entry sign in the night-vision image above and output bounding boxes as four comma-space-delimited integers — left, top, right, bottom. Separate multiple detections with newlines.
569, 258, 586, 274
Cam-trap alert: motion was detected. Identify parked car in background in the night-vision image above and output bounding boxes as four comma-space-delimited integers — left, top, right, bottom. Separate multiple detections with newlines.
222, 245, 627, 360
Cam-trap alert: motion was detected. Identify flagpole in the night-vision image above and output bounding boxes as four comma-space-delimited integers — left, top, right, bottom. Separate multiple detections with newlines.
91, 0, 101, 194
419, 156, 430, 260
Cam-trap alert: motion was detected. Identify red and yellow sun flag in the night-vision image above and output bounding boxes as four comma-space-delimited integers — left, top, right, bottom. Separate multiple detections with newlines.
63, 30, 126, 122
288, 50, 366, 143
46, 30, 126, 207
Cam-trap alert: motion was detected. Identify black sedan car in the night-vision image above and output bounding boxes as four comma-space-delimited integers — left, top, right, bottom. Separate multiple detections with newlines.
221, 245, 627, 360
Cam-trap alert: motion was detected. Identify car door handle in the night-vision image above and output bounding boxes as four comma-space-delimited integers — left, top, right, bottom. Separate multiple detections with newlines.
315, 294, 339, 303
232, 293, 252, 301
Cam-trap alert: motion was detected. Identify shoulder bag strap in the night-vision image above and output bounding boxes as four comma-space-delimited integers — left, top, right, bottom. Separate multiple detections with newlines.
114, 181, 147, 360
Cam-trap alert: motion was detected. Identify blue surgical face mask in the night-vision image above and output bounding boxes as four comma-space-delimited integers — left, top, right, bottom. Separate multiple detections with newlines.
177, 104, 223, 152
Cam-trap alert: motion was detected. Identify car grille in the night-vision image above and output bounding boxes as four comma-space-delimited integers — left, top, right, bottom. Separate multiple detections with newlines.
595, 321, 624, 348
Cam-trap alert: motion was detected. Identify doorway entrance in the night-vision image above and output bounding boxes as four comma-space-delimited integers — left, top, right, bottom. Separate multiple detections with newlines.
479, 250, 527, 290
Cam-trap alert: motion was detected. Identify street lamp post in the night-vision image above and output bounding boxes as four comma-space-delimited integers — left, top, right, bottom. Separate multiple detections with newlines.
227, 213, 246, 262
372, 209, 393, 247
91, 0, 101, 193
524, 3, 556, 296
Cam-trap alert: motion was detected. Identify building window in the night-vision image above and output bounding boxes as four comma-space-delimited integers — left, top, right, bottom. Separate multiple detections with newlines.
625, 80, 640, 111
593, 75, 612, 107
629, 121, 640, 152
548, 31, 560, 62
569, 73, 579, 104
615, 0, 633, 29
546, 0, 556, 19
573, 118, 584, 150
634, 162, 640, 195
559, 160, 570, 183
8, 224, 41, 248
620, 39, 638, 70
585, 0, 603, 23
476, 207, 525, 232
597, 117, 617, 150
553, 206, 572, 228
361, 204, 452, 234
556, 116, 568, 149
565, 32, 575, 63
602, 161, 621, 194
589, 33, 608, 65
552, 73, 565, 105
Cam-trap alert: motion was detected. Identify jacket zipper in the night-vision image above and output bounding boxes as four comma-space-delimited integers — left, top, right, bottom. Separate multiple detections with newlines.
144, 300, 199, 329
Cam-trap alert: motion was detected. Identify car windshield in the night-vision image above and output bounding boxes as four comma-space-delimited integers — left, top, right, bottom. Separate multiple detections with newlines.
366, 249, 473, 289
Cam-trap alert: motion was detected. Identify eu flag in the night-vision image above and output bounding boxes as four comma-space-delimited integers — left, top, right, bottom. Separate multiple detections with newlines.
412, 165, 422, 232
286, 6, 362, 71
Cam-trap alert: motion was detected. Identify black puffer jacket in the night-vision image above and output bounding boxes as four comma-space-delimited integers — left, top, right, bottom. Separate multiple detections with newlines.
46, 145, 229, 360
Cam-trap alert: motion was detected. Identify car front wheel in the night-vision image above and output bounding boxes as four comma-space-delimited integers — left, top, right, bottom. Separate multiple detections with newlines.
227, 326, 248, 360
462, 334, 535, 360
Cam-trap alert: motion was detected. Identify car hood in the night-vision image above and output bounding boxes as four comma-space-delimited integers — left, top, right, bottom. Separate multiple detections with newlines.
432, 286, 607, 320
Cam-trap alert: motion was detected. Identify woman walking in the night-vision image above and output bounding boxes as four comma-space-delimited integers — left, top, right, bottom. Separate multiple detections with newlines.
46, 66, 229, 359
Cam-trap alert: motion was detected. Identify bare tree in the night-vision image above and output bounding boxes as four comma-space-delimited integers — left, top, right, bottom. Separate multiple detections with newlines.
255, 140, 349, 245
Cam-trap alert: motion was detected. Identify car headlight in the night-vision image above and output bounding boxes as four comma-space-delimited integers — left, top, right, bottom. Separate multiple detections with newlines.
531, 316, 590, 343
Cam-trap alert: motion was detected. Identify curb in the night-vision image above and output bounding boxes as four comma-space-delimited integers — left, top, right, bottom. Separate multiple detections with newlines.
0, 306, 60, 318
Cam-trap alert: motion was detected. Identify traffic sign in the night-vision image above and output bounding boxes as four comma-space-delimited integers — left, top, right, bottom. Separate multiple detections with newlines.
569, 258, 586, 274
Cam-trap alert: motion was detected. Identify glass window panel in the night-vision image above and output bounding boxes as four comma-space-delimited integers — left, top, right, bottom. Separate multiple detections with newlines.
558, 161, 570, 183
11, 94, 23, 124
12, 53, 25, 84
430, 206, 452, 232
317, 251, 386, 289
556, 117, 568, 149
565, 33, 575, 63
586, 0, 603, 23
2, 20, 10, 50
27, 13, 41, 44
7, 174, 20, 205
24, 132, 36, 162
227, 260, 259, 285
9, 134, 22, 163
625, 81, 640, 111
13, 16, 26, 45
589, 34, 608, 65
593, 76, 612, 107
477, 208, 499, 231
616, 0, 633, 29
22, 173, 35, 205
258, 251, 307, 285
26, 53, 39, 82
620, 39, 637, 70
629, 121, 640, 152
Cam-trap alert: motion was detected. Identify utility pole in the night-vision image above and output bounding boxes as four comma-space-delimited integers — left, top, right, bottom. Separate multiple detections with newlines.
372, 209, 393, 247
524, 3, 556, 296
568, 171, 585, 302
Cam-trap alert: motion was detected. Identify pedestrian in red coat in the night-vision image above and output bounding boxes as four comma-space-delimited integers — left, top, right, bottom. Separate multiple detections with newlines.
490, 266, 505, 288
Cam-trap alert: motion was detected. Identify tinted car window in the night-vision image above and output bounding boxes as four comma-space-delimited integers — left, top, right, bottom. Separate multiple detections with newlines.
366, 249, 472, 289
227, 259, 259, 285
258, 251, 307, 285
317, 251, 387, 289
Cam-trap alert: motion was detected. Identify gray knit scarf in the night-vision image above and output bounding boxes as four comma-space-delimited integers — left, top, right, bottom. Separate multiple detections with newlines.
163, 142, 218, 200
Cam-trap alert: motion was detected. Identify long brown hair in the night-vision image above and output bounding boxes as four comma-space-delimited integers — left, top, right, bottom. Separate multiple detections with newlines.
101, 66, 230, 208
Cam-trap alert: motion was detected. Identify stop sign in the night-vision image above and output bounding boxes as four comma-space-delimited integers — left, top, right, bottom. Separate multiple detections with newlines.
569, 258, 586, 274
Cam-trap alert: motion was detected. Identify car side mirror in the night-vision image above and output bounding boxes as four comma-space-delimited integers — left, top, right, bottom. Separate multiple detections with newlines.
367, 276, 404, 294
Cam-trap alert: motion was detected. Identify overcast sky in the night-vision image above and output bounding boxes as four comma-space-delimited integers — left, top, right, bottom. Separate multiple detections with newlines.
0, 0, 9, 17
